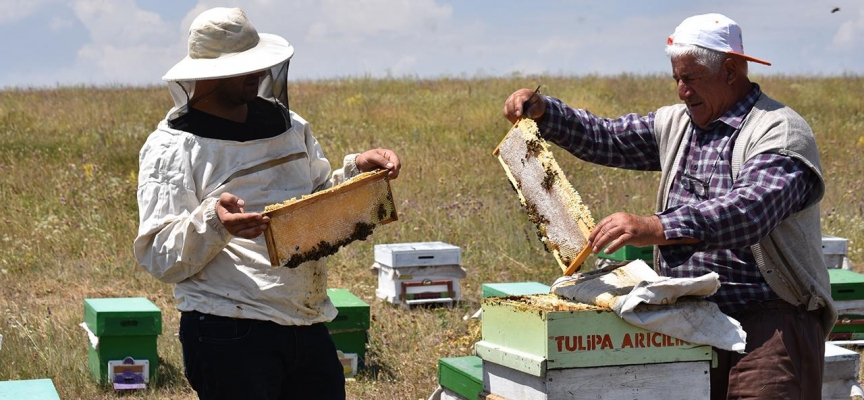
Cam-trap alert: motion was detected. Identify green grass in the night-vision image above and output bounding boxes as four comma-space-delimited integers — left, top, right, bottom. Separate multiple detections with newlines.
0, 76, 862, 399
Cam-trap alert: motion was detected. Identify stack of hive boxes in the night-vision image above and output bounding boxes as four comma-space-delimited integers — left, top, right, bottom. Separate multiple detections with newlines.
474, 295, 713, 399
373, 242, 465, 307
325, 288, 370, 378
83, 297, 162, 389
828, 269, 864, 340
435, 282, 552, 399
822, 343, 863, 399
823, 234, 864, 340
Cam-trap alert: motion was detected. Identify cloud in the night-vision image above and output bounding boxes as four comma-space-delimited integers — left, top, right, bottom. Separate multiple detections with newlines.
324, 0, 451, 35
831, 8, 864, 50
391, 55, 418, 75
72, 0, 176, 46
216, 0, 459, 79
3, 0, 864, 88
61, 0, 182, 84
0, 0, 53, 25
309, 0, 453, 40
48, 15, 75, 31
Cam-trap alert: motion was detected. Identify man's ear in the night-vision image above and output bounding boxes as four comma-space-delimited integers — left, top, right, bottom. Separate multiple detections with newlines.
723, 57, 743, 85
720, 57, 738, 85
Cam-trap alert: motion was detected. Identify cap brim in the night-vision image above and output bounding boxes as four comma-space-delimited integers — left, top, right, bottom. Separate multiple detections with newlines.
729, 51, 771, 66
162, 33, 294, 81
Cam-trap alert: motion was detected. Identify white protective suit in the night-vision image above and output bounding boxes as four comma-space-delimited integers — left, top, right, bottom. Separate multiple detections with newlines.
134, 62, 360, 326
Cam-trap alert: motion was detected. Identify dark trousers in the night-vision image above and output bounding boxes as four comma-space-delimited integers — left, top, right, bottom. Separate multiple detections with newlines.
179, 311, 346, 400
711, 300, 825, 400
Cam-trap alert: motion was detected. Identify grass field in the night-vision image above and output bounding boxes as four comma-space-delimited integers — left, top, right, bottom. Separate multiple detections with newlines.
0, 75, 862, 399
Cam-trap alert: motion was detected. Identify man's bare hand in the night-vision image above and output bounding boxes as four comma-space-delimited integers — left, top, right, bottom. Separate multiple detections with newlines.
589, 213, 665, 255
588, 212, 700, 255
356, 148, 401, 179
503, 88, 547, 124
216, 192, 270, 239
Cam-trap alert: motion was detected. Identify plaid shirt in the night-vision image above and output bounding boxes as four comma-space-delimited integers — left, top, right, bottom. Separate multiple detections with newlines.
537, 84, 817, 314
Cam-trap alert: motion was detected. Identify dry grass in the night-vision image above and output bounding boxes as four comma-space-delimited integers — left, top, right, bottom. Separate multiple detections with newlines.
0, 76, 862, 399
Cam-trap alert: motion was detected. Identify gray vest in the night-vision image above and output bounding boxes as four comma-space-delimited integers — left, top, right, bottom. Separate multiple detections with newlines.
653, 93, 836, 334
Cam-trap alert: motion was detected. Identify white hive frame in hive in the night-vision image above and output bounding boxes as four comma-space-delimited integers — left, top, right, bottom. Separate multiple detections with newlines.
493, 118, 595, 275
263, 169, 398, 268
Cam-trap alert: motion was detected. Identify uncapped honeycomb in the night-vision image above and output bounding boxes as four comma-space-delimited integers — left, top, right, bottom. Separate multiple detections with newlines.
482, 293, 604, 312
263, 169, 398, 267
493, 118, 595, 275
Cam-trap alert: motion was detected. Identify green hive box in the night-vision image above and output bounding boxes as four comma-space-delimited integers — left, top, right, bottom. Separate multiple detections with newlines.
598, 244, 653, 262
0, 379, 60, 400
438, 356, 482, 400
475, 295, 712, 377
828, 269, 864, 338
83, 297, 162, 386
829, 269, 864, 301
482, 282, 550, 298
326, 289, 370, 370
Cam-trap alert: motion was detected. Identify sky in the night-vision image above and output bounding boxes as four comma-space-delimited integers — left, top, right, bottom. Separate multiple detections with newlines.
1, 0, 862, 89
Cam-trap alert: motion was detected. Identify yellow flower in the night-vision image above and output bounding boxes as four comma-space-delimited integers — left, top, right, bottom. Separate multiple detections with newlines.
346, 94, 363, 106
83, 163, 96, 179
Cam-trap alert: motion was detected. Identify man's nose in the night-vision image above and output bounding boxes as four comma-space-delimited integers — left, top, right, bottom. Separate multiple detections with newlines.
677, 81, 692, 100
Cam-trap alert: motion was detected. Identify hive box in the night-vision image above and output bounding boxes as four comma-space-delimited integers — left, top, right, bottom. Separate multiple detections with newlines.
374, 263, 465, 305
829, 269, 864, 302
477, 295, 712, 399
597, 244, 653, 262
374, 241, 461, 268
482, 359, 710, 400
481, 282, 550, 298
374, 242, 464, 306
823, 343, 863, 400
83, 297, 161, 386
475, 295, 712, 377
823, 234, 849, 269
326, 289, 370, 373
828, 269, 864, 339
0, 379, 60, 400
438, 356, 483, 400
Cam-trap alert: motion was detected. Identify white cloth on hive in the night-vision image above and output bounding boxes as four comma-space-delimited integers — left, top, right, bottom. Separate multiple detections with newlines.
551, 259, 746, 352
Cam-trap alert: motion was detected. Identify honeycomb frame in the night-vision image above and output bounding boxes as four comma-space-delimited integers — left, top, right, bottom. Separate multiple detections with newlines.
263, 169, 398, 267
493, 118, 595, 275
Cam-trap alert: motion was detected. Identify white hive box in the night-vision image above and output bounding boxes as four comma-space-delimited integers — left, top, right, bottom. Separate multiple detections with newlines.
374, 241, 461, 267
477, 295, 712, 399
373, 242, 464, 306
482, 359, 710, 400
823, 234, 850, 270
822, 343, 864, 400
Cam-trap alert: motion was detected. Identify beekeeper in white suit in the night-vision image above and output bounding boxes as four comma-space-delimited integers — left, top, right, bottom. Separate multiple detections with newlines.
134, 7, 401, 399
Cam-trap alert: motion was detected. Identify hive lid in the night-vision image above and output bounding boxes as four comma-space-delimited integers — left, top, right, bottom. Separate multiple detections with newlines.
326, 289, 371, 331
83, 297, 162, 336
0, 379, 60, 400
374, 241, 461, 268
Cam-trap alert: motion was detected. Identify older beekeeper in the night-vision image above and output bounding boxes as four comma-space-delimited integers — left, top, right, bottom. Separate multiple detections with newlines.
504, 13, 835, 399
133, 7, 400, 400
